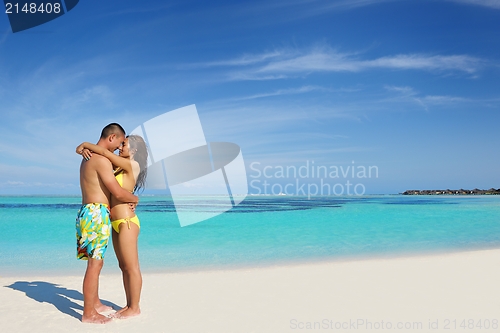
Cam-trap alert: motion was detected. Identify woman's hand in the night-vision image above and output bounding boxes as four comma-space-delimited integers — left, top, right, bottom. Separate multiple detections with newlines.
81, 148, 92, 161
76, 143, 92, 161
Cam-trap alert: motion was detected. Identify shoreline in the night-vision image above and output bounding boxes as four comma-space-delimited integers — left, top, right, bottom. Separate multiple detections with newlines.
2, 244, 500, 278
1, 248, 499, 332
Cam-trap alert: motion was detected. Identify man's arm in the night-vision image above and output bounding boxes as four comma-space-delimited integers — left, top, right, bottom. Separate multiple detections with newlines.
77, 142, 133, 173
95, 158, 139, 203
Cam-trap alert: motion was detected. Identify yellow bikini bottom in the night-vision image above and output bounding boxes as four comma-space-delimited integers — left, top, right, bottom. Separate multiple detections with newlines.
111, 215, 140, 233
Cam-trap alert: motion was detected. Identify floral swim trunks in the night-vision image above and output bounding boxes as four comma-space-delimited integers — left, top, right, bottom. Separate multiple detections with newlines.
76, 203, 111, 260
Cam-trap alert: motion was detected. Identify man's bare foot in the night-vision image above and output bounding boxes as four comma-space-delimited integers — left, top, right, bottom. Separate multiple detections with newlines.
112, 307, 141, 319
81, 312, 112, 324
95, 303, 114, 313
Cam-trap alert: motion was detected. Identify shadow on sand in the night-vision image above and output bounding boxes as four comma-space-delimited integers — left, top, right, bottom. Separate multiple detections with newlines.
5, 281, 119, 321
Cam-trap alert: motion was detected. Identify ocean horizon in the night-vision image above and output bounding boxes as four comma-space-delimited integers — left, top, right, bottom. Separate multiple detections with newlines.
0, 195, 499, 277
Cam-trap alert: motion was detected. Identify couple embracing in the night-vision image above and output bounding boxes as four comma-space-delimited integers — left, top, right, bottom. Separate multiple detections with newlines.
75, 123, 148, 324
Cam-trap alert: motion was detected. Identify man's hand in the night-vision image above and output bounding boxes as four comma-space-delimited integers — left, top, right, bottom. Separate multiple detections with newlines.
128, 202, 137, 213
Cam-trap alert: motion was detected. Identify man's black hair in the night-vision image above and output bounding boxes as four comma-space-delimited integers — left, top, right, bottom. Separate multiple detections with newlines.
100, 123, 126, 139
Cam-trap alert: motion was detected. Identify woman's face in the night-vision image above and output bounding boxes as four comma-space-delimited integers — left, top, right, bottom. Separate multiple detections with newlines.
119, 138, 130, 158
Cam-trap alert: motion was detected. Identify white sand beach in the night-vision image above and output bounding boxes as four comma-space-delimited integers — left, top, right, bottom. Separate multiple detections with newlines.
1, 249, 499, 333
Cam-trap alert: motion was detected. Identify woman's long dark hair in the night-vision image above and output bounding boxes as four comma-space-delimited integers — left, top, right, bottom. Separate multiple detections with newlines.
127, 135, 148, 193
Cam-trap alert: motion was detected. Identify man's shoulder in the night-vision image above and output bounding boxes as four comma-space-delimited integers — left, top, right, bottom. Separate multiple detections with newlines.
92, 154, 110, 162
87, 154, 112, 168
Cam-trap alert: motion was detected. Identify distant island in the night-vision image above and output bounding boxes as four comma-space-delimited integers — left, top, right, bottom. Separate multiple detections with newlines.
402, 188, 500, 195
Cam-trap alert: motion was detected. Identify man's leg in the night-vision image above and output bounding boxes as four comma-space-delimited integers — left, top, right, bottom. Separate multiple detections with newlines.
82, 258, 112, 324
94, 276, 113, 313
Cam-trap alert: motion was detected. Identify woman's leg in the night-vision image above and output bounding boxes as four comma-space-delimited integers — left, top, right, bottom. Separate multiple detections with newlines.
115, 221, 142, 318
112, 228, 130, 313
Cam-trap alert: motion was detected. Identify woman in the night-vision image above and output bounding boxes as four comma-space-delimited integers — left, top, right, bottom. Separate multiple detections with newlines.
76, 135, 148, 319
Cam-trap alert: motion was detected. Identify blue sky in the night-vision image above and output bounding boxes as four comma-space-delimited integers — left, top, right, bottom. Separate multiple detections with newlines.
0, 0, 499, 195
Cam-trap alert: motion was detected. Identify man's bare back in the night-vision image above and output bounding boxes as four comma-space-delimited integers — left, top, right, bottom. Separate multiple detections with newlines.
80, 154, 114, 206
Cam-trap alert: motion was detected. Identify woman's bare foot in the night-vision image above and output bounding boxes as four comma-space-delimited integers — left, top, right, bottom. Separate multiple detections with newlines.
81, 312, 112, 324
113, 307, 141, 319
115, 306, 128, 315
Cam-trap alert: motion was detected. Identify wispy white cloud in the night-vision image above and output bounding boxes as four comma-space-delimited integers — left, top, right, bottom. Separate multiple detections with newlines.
255, 50, 483, 76
363, 54, 481, 72
383, 85, 478, 111
446, 0, 500, 9
226, 73, 290, 81
227, 85, 332, 101
420, 95, 469, 104
186, 51, 283, 68
198, 47, 486, 81
384, 85, 416, 95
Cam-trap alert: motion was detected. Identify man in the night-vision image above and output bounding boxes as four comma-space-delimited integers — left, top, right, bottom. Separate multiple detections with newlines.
76, 123, 139, 324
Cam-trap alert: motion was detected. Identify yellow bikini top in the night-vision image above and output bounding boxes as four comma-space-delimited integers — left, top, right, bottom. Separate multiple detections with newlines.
115, 170, 124, 187
114, 169, 134, 193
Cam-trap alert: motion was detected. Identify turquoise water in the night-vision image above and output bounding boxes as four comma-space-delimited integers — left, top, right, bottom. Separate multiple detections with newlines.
0, 195, 499, 276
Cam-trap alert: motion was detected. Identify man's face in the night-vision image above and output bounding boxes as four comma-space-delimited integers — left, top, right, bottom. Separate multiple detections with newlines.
110, 133, 125, 152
